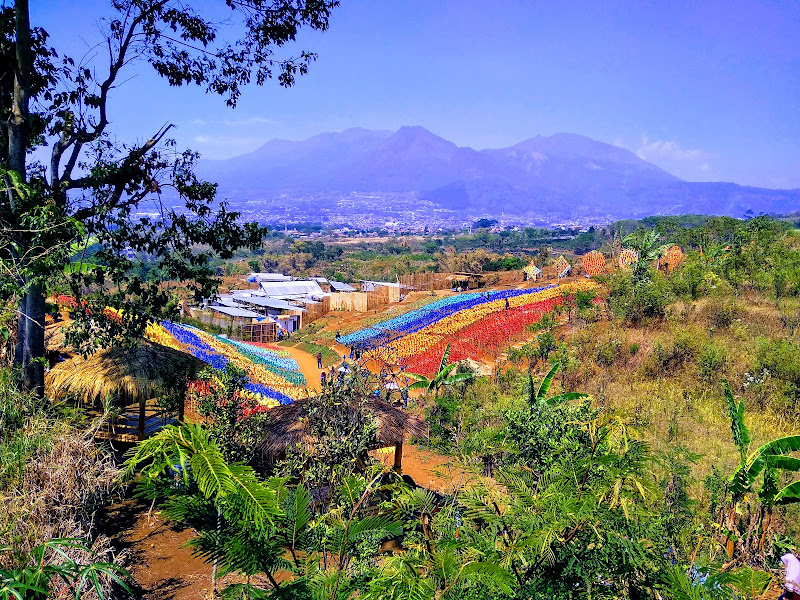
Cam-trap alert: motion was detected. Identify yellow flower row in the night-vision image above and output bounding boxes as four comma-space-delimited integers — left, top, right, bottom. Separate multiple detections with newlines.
389, 282, 599, 359
145, 322, 185, 352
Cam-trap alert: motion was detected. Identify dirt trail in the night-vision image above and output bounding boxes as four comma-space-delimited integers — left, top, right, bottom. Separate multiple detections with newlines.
281, 344, 324, 391
105, 499, 271, 600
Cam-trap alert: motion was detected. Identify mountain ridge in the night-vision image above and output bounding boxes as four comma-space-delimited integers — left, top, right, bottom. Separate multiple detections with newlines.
196, 127, 800, 222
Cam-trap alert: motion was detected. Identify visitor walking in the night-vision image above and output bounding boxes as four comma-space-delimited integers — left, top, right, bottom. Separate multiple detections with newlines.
780, 552, 800, 600
320, 370, 327, 386
505, 298, 510, 310
316, 351, 323, 369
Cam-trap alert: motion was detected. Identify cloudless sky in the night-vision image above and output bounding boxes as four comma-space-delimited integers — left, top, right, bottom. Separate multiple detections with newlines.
32, 0, 800, 188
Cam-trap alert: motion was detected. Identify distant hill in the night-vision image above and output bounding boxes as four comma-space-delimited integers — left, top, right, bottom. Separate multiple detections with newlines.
196, 127, 800, 221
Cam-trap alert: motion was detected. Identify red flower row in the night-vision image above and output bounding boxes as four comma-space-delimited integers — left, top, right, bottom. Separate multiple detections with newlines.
403, 296, 566, 377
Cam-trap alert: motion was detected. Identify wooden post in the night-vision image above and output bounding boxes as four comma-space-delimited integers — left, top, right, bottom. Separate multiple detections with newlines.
393, 442, 403, 473
138, 397, 146, 440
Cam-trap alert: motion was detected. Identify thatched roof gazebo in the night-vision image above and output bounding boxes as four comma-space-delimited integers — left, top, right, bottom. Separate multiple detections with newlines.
46, 341, 201, 441
257, 397, 427, 474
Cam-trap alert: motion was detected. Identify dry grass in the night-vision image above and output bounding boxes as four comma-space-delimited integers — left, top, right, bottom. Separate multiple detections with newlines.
0, 417, 122, 598
554, 294, 800, 503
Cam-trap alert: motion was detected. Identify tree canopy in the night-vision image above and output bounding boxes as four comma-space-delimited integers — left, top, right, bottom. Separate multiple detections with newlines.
0, 0, 339, 392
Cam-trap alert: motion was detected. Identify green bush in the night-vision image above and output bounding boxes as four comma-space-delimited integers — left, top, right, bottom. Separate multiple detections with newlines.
705, 297, 741, 329
594, 337, 621, 367
607, 271, 673, 324
754, 338, 800, 410
642, 332, 699, 378
697, 340, 728, 382
670, 258, 707, 300
575, 289, 597, 309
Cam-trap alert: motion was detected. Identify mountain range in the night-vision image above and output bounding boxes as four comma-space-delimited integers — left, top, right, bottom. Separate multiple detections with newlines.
197, 126, 800, 223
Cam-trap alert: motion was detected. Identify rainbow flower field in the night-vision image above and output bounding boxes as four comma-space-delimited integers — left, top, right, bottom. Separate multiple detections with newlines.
339, 282, 600, 376
146, 321, 308, 407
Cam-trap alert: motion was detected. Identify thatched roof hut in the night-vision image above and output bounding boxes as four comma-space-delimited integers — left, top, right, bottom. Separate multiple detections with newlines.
257, 397, 427, 472
45, 341, 200, 407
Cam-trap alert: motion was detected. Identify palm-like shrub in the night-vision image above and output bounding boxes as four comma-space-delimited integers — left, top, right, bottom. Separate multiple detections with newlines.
406, 343, 474, 398
0, 538, 130, 600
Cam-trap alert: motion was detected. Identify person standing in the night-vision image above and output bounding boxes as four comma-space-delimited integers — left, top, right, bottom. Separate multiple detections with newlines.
316, 351, 323, 369
780, 552, 800, 600
320, 370, 327, 386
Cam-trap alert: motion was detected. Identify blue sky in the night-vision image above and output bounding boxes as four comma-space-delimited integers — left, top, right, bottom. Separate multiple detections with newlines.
33, 0, 800, 188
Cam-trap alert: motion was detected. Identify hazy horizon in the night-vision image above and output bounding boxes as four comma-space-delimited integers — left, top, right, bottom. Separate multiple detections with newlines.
34, 1, 800, 189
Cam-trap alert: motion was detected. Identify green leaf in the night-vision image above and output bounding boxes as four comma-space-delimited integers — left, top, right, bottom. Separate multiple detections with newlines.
545, 391, 589, 406
535, 362, 560, 402
438, 342, 452, 374
729, 434, 800, 496
775, 480, 800, 505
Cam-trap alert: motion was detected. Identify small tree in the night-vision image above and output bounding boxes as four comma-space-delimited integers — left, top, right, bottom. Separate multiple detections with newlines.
1, 0, 339, 393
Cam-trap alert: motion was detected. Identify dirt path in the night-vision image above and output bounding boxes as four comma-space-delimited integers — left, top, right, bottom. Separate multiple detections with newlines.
373, 444, 473, 493
105, 499, 271, 600
281, 344, 325, 391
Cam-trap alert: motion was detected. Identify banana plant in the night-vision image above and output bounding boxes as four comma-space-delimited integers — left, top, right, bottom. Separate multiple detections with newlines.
407, 343, 475, 399
721, 380, 800, 555
622, 229, 669, 278
527, 362, 588, 407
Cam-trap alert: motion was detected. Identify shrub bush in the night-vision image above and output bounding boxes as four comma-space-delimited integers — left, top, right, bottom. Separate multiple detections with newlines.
705, 297, 741, 329
608, 271, 673, 324
697, 340, 728, 382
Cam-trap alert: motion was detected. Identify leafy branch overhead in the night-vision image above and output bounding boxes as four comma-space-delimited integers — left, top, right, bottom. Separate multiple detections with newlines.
1, 0, 339, 392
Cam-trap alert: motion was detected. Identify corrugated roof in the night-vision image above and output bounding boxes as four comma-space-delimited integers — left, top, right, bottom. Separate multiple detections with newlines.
214, 298, 241, 307
259, 280, 325, 298
234, 296, 307, 312
329, 281, 357, 292
248, 272, 292, 282
210, 306, 263, 318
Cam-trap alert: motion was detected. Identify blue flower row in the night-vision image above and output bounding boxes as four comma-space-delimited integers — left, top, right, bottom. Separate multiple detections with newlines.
163, 321, 228, 370
221, 337, 301, 371
162, 322, 296, 403
244, 382, 294, 405
215, 336, 307, 387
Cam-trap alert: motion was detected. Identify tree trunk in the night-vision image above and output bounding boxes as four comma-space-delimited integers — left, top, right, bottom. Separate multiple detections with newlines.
20, 285, 45, 395
13, 297, 26, 366
8, 0, 44, 395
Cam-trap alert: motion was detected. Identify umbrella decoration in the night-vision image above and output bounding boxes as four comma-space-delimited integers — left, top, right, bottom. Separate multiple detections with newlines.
554, 256, 571, 278
581, 251, 606, 276
663, 245, 684, 272
618, 248, 639, 272
523, 260, 542, 281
